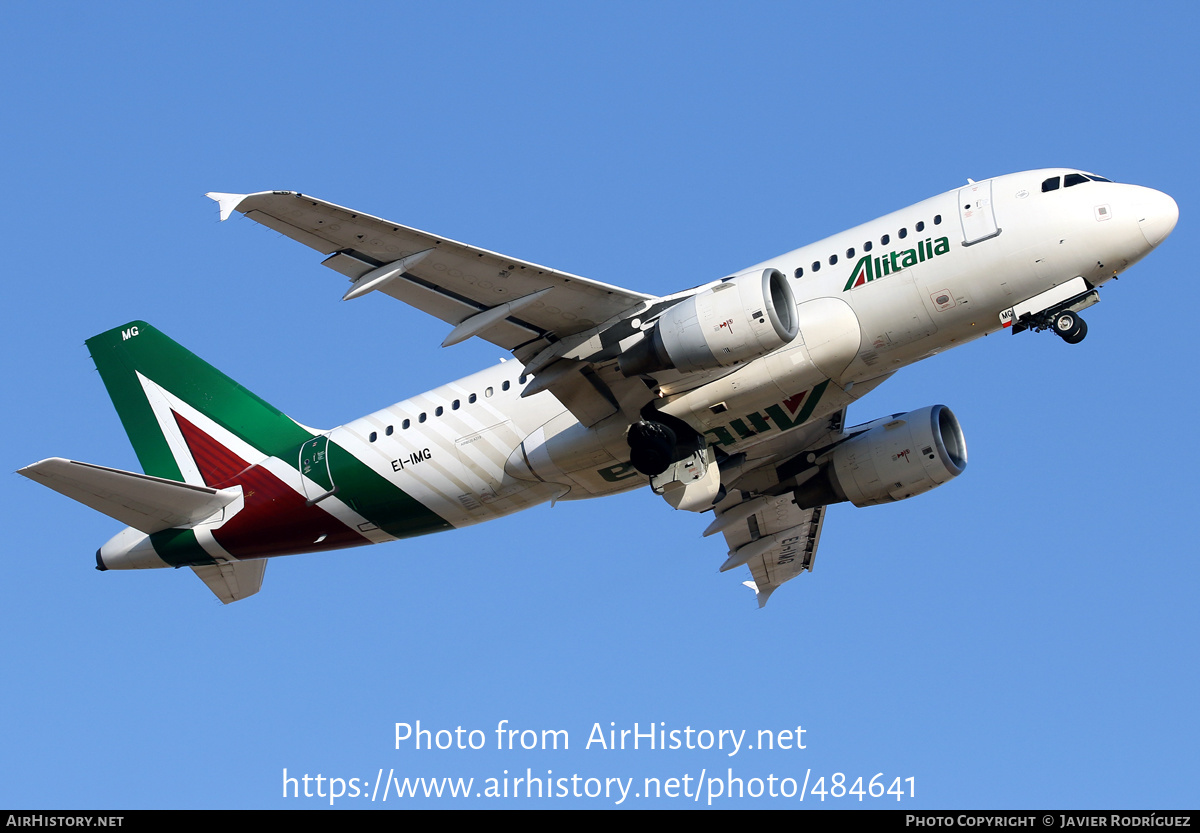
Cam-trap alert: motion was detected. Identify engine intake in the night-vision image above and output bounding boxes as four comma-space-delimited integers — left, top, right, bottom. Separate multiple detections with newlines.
620, 268, 798, 376
792, 405, 967, 509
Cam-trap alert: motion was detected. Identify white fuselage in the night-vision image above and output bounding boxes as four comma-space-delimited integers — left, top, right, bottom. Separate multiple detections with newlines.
329, 169, 1176, 530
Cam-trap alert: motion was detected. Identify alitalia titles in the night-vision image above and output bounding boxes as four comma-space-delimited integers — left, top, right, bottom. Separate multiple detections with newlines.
843, 236, 951, 291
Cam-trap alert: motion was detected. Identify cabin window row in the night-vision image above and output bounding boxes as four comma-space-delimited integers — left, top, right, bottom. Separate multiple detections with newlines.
793, 215, 943, 278
366, 374, 529, 442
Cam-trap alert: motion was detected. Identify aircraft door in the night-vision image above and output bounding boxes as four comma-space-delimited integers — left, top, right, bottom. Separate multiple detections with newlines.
958, 181, 1001, 246
299, 435, 336, 503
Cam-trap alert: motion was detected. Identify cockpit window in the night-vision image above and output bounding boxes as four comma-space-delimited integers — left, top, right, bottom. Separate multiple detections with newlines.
1042, 176, 1060, 192
1064, 173, 1089, 187
1085, 174, 1113, 183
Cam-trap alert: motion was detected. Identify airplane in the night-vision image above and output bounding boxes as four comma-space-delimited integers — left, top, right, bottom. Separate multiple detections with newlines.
19, 169, 1177, 606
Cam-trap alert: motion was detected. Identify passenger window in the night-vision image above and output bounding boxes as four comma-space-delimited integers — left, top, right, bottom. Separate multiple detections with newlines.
864, 240, 873, 252
502, 380, 511, 391
811, 261, 821, 272
386, 425, 393, 436
452, 399, 460, 410
899, 227, 908, 239
519, 374, 527, 384
485, 387, 493, 398
933, 214, 942, 225
829, 253, 838, 265
1042, 177, 1061, 192
469, 393, 477, 404
881, 234, 890, 245
403, 419, 411, 429
435, 406, 443, 416
1064, 173, 1088, 187
916, 221, 924, 232
419, 412, 427, 423
794, 267, 804, 278
369, 432, 377, 442
846, 247, 855, 258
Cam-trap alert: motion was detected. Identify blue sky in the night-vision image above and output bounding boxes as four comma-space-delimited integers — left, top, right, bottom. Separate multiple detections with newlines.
3, 1, 1196, 809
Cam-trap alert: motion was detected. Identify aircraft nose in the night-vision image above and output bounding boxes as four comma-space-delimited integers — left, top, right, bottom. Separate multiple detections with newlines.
1136, 188, 1179, 248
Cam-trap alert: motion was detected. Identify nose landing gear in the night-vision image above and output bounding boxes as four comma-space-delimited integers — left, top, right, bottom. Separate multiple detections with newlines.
1052, 310, 1088, 344
1000, 278, 1099, 345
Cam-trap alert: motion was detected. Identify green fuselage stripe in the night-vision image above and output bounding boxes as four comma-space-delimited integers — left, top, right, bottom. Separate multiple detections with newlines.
326, 439, 452, 539
149, 528, 213, 568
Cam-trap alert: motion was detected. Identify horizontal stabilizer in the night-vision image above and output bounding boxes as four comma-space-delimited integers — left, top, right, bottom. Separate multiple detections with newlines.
19, 458, 239, 534
192, 560, 266, 604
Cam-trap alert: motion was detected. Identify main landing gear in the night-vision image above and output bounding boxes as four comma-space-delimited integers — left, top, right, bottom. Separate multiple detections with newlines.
627, 415, 724, 512
1051, 310, 1088, 344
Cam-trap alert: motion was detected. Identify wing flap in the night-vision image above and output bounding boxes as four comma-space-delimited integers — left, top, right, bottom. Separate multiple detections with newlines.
521, 359, 619, 427
716, 492, 826, 608
322, 250, 377, 280
745, 504, 825, 595
377, 271, 543, 347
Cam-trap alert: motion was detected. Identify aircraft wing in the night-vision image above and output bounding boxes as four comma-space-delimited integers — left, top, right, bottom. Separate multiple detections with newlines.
207, 191, 653, 354
714, 492, 826, 608
704, 407, 848, 606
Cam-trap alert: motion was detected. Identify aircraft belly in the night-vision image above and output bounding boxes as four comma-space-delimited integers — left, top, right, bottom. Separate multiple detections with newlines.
506, 412, 645, 498
449, 420, 573, 519
658, 343, 831, 433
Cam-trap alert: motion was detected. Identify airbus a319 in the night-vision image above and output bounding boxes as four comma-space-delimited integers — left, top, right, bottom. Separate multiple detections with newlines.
20, 170, 1177, 605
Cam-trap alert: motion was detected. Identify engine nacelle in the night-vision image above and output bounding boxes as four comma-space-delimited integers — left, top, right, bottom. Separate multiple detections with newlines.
792, 405, 967, 509
619, 268, 798, 376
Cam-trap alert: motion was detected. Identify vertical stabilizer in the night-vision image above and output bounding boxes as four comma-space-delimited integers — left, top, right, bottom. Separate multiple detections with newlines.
86, 321, 314, 482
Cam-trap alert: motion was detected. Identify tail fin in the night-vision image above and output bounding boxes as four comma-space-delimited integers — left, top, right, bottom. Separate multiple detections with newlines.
87, 321, 314, 484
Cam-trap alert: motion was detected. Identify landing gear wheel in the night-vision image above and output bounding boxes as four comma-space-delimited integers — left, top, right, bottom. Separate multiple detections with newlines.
1062, 316, 1088, 344
1052, 311, 1086, 343
627, 420, 677, 476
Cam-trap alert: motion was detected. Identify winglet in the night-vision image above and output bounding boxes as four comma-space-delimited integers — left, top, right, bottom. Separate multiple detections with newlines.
205, 192, 249, 222
742, 580, 774, 609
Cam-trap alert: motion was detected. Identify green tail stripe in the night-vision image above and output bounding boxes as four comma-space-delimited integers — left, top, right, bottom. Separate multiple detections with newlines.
87, 321, 314, 479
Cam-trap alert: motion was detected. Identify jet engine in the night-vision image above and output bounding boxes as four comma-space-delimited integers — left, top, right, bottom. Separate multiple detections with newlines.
619, 268, 798, 376
791, 405, 967, 509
